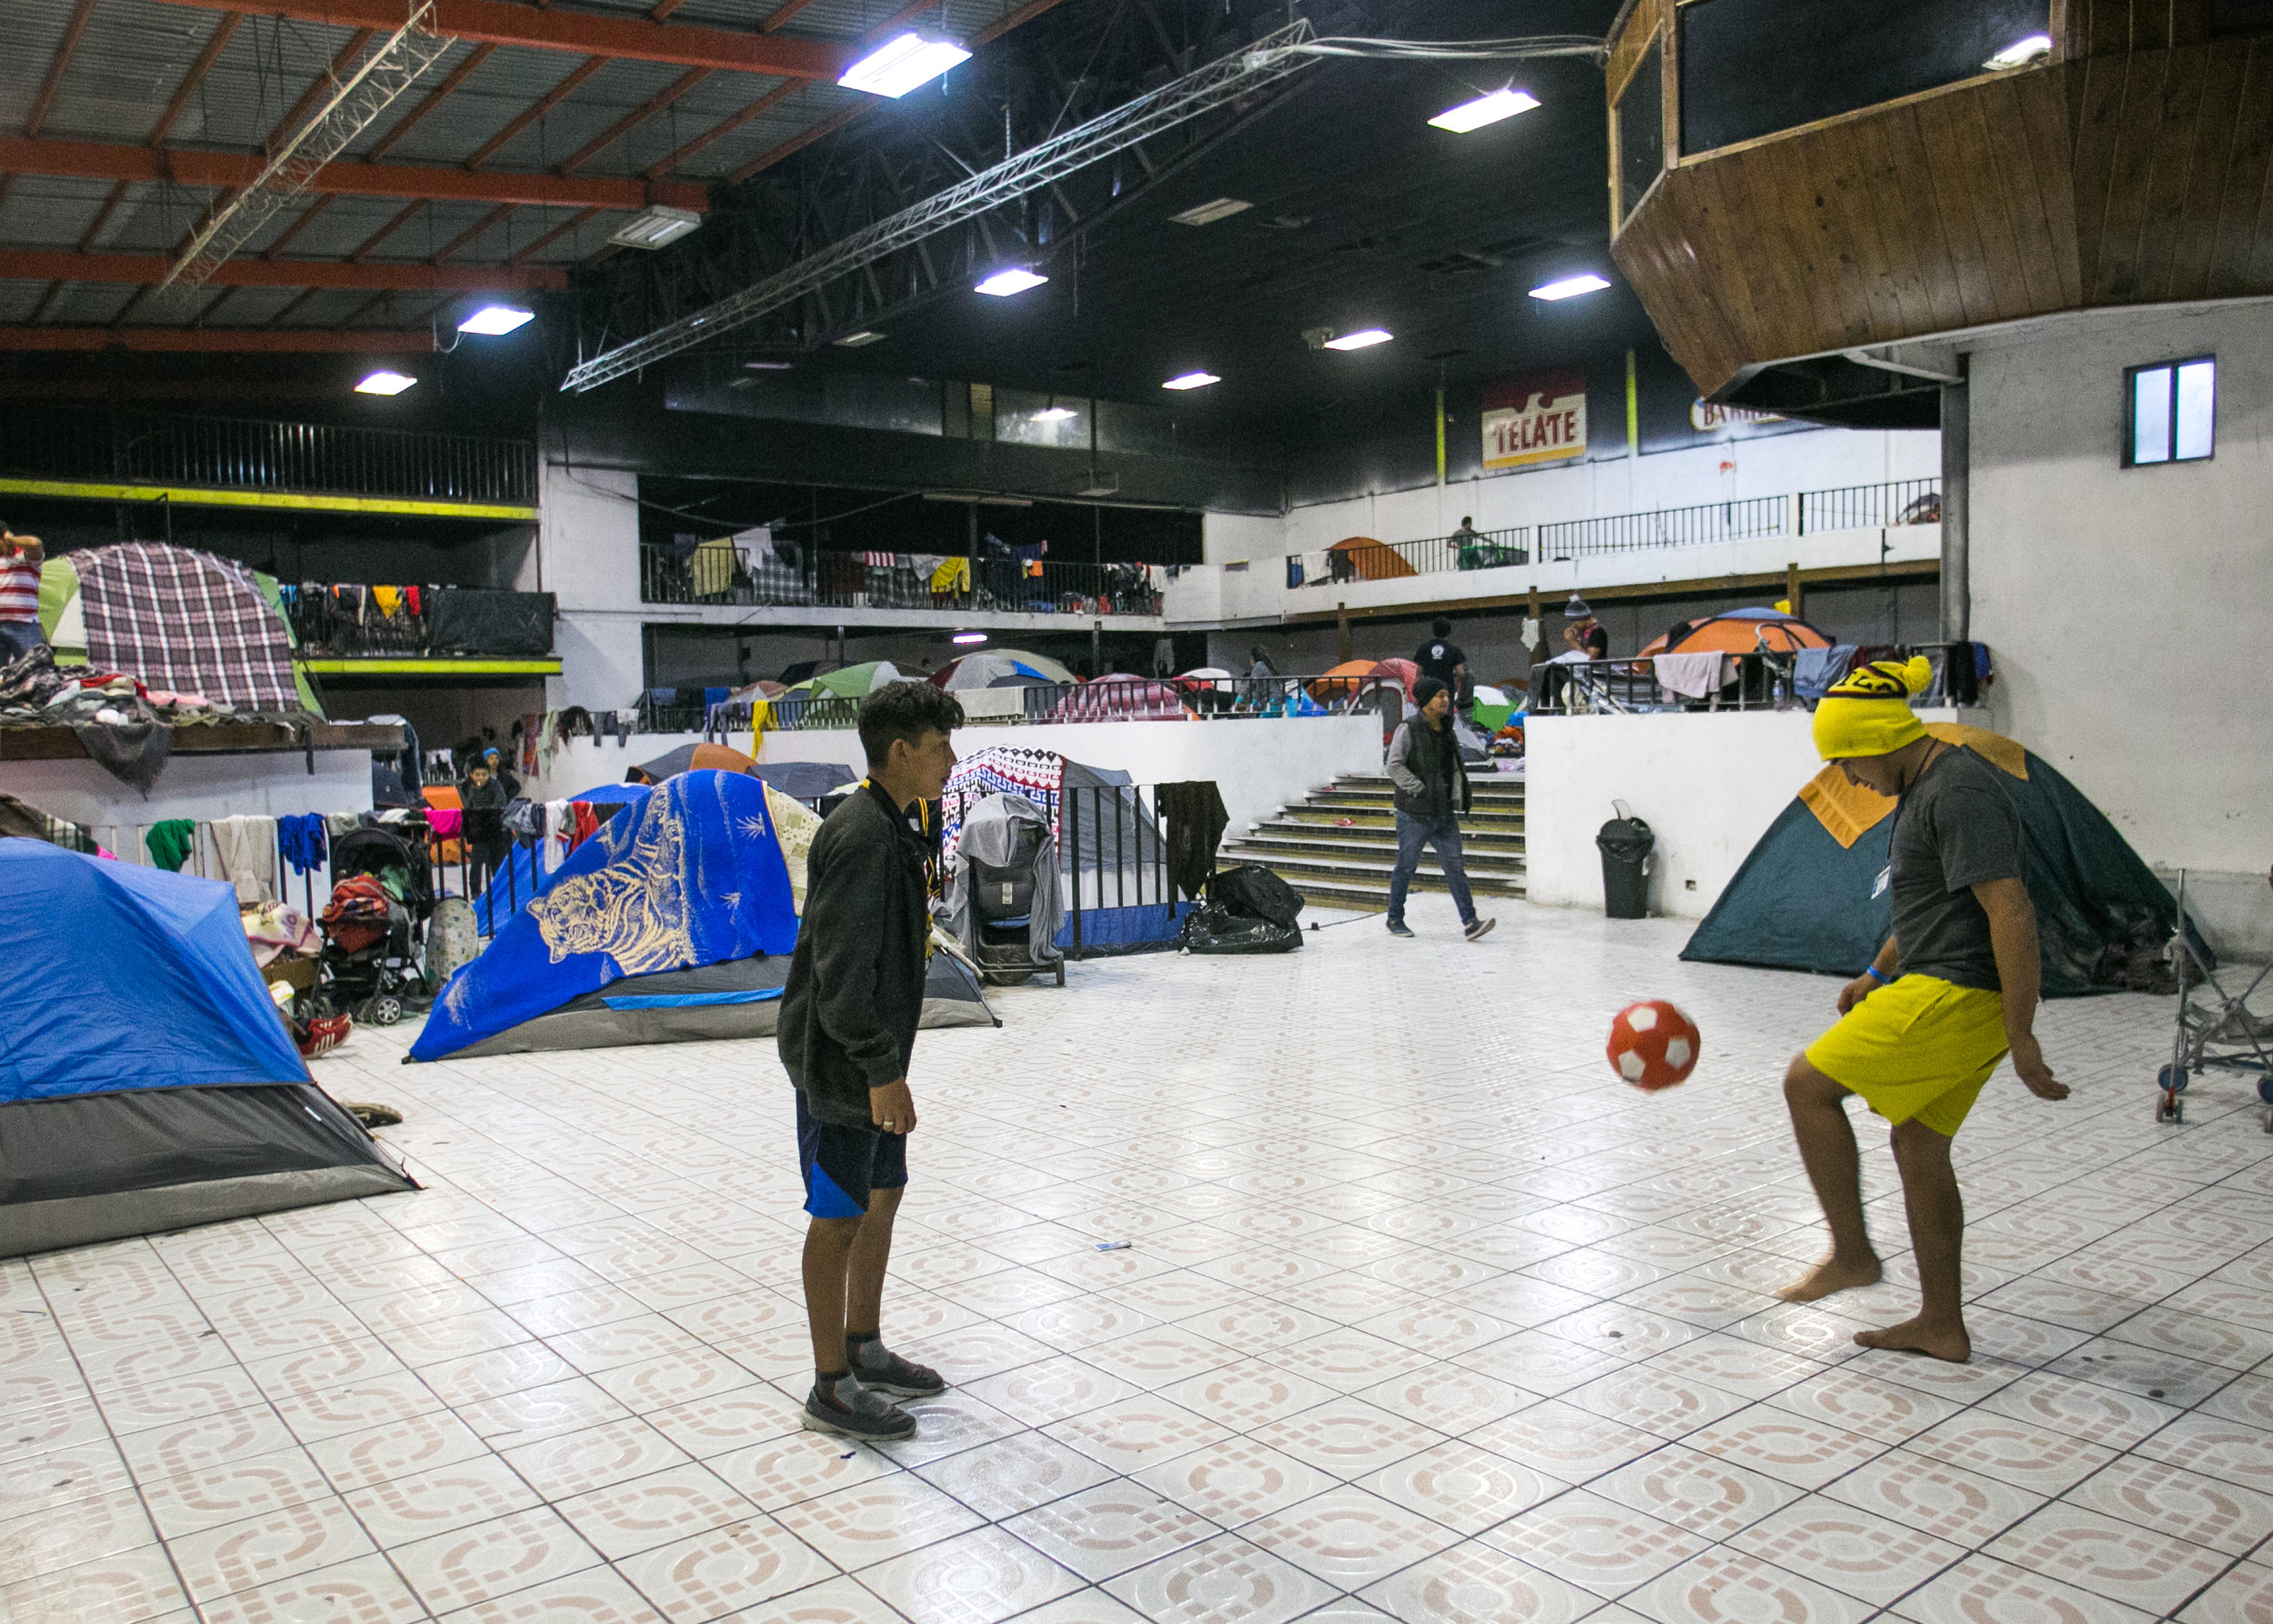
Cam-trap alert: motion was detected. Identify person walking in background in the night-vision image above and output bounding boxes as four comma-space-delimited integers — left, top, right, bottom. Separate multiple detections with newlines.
1775, 659, 2066, 1362
780, 680, 966, 1439
479, 744, 522, 803
0, 524, 46, 663
459, 760, 510, 895
1385, 677, 1494, 943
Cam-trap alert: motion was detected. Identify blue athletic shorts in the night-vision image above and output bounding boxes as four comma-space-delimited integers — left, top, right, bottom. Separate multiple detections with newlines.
796, 1091, 907, 1218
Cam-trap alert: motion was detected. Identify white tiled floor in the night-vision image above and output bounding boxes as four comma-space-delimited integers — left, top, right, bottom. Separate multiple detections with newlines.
8, 904, 2272, 1623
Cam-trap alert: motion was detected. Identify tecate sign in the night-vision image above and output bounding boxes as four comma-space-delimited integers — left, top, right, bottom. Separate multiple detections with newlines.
1483, 371, 1587, 470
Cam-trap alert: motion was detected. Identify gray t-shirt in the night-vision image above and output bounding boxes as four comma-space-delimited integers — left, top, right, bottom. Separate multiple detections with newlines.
1890, 745, 2024, 991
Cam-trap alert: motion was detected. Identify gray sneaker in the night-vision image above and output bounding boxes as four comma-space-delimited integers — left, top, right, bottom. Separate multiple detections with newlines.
1387, 920, 1415, 938
802, 1374, 916, 1440
1465, 916, 1497, 942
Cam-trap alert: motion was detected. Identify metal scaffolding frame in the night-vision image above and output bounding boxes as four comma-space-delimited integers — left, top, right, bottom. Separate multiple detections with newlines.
159, 3, 456, 296
561, 18, 1320, 393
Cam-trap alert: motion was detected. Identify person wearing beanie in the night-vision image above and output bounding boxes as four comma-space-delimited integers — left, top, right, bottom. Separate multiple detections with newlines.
1383, 677, 1495, 942
1777, 657, 2066, 1363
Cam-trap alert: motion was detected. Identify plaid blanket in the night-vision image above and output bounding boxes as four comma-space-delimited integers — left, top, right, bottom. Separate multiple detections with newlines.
75, 543, 301, 710
941, 745, 1065, 860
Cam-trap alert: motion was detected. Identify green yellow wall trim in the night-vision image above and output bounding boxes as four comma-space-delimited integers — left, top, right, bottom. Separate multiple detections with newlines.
300, 657, 561, 676
0, 476, 537, 522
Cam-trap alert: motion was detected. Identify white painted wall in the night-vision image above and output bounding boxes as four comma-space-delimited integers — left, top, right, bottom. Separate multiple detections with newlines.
539, 462, 646, 713
1271, 426, 1938, 560
9, 750, 374, 863
1966, 302, 2273, 960
1525, 708, 1976, 919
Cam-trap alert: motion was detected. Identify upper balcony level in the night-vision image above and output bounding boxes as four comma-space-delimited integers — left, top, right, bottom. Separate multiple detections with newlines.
0, 402, 539, 521
1167, 477, 1942, 627
637, 540, 1167, 629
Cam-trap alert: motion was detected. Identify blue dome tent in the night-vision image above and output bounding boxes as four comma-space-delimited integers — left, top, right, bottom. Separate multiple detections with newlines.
0, 841, 414, 1258
421, 770, 996, 1061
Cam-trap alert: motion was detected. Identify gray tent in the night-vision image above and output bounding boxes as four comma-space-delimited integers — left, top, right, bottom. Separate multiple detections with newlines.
941, 793, 1065, 985
446, 951, 995, 1058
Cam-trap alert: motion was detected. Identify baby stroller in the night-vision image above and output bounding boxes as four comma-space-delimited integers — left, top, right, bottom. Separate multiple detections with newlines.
943, 793, 1065, 987
319, 825, 434, 1025
2158, 868, 2273, 1128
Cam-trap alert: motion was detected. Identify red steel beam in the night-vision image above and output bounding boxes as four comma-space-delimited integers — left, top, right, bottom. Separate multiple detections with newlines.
465, 54, 606, 167
644, 77, 797, 177
507, 204, 598, 262
25, 0, 101, 137
0, 325, 436, 353
141, 0, 847, 77
0, 135, 707, 212
559, 65, 710, 172
0, 249, 565, 290
367, 41, 495, 160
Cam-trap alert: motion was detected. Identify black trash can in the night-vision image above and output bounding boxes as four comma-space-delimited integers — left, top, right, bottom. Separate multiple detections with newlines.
1597, 805, 1655, 919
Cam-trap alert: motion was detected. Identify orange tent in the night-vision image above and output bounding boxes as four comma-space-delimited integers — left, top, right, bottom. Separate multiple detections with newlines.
1327, 536, 1417, 580
1639, 608, 1833, 657
689, 742, 755, 773
1307, 659, 1379, 704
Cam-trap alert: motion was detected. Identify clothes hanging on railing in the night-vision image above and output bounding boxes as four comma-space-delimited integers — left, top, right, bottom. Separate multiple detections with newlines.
200, 814, 278, 903
569, 802, 599, 847
543, 799, 574, 871
145, 818, 195, 872
277, 813, 328, 876
1651, 652, 1732, 701
1157, 781, 1229, 902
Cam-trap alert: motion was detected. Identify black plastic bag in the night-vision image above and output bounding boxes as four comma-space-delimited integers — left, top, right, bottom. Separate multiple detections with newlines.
1206, 863, 1304, 928
1181, 899, 1303, 955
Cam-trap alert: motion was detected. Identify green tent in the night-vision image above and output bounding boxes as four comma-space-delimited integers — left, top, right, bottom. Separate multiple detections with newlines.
1682, 726, 2202, 997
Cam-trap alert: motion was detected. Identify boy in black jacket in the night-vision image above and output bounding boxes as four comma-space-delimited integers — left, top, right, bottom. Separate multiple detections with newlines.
780, 681, 964, 1439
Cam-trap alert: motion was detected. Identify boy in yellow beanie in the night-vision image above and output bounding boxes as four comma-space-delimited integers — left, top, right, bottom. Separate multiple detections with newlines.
1777, 657, 2067, 1362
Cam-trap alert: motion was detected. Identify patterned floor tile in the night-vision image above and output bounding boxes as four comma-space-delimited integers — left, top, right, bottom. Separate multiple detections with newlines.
1983, 1500, 2231, 1612
1624, 1548, 1875, 1624
858, 1525, 1086, 1624
1099, 1531, 1339, 1624
1726, 1495, 1968, 1607
1480, 1489, 1711, 1597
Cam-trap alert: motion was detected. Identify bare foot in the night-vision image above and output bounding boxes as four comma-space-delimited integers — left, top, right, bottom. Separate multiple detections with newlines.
1776, 1254, 1883, 1303
1855, 1316, 1971, 1363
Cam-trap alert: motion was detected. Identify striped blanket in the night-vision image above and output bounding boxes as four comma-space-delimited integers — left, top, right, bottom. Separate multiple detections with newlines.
75, 543, 301, 710
941, 745, 1064, 860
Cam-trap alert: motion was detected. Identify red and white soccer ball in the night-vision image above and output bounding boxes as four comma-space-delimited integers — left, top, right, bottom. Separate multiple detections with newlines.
1607, 999, 1701, 1092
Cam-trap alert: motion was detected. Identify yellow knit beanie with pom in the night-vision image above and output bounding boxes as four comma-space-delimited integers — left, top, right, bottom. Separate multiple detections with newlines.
1812, 656, 1934, 760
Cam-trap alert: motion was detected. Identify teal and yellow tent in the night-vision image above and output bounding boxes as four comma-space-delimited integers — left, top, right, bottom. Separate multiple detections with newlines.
1682, 725, 2200, 996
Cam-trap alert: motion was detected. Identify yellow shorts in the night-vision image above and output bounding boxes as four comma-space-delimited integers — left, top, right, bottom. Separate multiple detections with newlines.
1804, 974, 2008, 1138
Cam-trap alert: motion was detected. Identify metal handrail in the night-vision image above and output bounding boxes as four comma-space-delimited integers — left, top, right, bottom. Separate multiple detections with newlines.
1529, 638, 1986, 716
1538, 495, 1787, 559
1799, 477, 1940, 533
0, 402, 536, 506
1287, 526, 1530, 588
638, 542, 1165, 617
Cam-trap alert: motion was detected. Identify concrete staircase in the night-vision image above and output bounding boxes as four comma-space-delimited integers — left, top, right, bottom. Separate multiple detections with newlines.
1219, 769, 1525, 913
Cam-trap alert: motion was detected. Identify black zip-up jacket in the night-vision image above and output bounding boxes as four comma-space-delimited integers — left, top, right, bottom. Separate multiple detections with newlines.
777, 781, 931, 1128
1386, 717, 1471, 820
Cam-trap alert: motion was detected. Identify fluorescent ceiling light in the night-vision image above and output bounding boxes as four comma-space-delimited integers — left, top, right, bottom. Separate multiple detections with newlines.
832, 331, 886, 346
839, 33, 970, 97
1170, 197, 1252, 226
1032, 406, 1078, 421
355, 370, 416, 396
1529, 273, 1612, 301
1986, 34, 2053, 69
608, 206, 700, 250
456, 304, 533, 336
1324, 328, 1393, 351
744, 359, 794, 370
1162, 371, 1219, 391
952, 632, 988, 645
1428, 87, 1540, 134
975, 267, 1047, 296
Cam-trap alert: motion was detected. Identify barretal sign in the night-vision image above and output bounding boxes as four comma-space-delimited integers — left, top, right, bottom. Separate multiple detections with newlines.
1483, 371, 1587, 470
1689, 398, 1786, 433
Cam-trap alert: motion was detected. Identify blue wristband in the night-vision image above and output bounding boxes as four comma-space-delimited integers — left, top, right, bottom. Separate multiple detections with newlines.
1865, 966, 1892, 985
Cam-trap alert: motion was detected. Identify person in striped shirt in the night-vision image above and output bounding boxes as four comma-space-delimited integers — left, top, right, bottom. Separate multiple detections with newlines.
0, 524, 45, 664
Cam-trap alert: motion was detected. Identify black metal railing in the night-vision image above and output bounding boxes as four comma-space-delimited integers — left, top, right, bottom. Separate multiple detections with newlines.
1529, 639, 1985, 716
640, 541, 1165, 617
1537, 495, 1788, 559
698, 672, 1402, 735
281, 586, 555, 658
1286, 526, 1530, 588
0, 403, 538, 507
1799, 477, 1941, 533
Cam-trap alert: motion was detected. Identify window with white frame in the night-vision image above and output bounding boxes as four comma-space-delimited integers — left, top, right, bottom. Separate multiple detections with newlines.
2126, 357, 2216, 466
